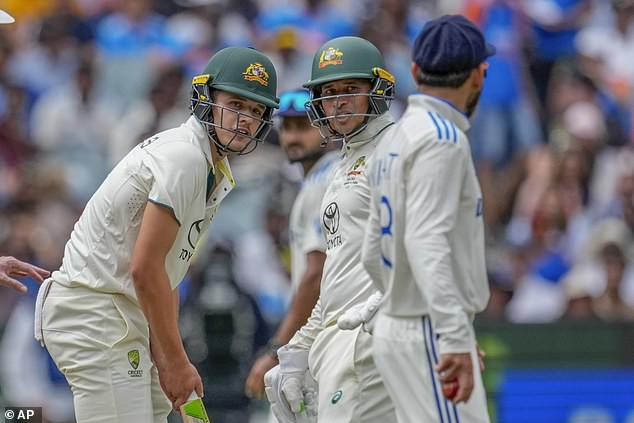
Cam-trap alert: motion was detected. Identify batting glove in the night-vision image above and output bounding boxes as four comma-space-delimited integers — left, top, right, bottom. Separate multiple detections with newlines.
264, 346, 317, 423
337, 291, 383, 334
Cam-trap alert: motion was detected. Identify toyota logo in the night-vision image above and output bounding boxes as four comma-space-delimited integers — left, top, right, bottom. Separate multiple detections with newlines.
322, 202, 340, 235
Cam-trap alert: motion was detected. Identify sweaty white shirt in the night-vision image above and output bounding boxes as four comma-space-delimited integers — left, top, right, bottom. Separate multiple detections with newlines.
362, 94, 490, 353
52, 116, 235, 302
288, 151, 339, 291
289, 112, 396, 349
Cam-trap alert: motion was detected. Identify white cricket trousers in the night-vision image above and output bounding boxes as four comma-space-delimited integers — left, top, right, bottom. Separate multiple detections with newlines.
37, 281, 172, 423
373, 313, 490, 423
307, 324, 396, 423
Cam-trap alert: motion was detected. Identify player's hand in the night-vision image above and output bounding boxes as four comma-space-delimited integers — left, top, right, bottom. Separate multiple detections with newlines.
435, 352, 474, 403
245, 353, 278, 399
157, 359, 203, 410
337, 291, 383, 334
0, 256, 49, 293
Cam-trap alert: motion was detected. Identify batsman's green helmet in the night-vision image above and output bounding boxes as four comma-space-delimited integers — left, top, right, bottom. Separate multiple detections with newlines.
303, 36, 395, 142
191, 47, 279, 154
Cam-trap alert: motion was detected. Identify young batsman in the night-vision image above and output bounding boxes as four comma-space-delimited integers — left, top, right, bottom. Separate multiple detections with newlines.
265, 36, 397, 423
34, 46, 279, 423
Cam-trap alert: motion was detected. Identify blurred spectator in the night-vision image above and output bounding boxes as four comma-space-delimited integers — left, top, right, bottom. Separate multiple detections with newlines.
259, 26, 313, 94
95, 0, 180, 108
598, 154, 633, 220
358, 0, 428, 109
7, 14, 79, 105
109, 64, 188, 165
30, 54, 119, 203
466, 0, 543, 229
592, 242, 634, 320
255, 0, 356, 54
506, 187, 571, 322
560, 267, 600, 320
0, 84, 36, 203
575, 0, 634, 106
522, 0, 593, 114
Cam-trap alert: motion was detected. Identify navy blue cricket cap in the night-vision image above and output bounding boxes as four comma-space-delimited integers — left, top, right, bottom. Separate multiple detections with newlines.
412, 14, 495, 75
277, 89, 310, 117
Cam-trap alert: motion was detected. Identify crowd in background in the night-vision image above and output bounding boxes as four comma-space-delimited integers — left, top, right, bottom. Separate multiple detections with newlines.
0, 0, 632, 421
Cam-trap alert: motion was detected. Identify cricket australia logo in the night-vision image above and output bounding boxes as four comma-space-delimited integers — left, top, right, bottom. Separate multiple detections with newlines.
319, 47, 343, 68
127, 349, 143, 378
243, 63, 269, 86
347, 156, 366, 177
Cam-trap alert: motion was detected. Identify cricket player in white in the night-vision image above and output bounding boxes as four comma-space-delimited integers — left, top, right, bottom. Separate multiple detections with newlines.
360, 15, 494, 423
264, 36, 397, 423
34, 47, 279, 423
244, 89, 338, 405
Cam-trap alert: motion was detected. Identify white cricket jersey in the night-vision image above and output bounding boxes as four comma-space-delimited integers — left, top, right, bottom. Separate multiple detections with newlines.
288, 112, 396, 350
288, 151, 339, 291
52, 116, 235, 303
362, 94, 490, 353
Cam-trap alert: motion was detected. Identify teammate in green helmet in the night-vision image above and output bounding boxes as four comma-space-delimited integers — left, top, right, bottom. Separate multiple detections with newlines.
191, 46, 279, 155
36, 47, 278, 423
264, 37, 398, 423
304, 36, 395, 143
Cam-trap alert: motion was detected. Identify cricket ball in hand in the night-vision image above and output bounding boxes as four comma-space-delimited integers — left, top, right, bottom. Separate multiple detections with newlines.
442, 379, 459, 400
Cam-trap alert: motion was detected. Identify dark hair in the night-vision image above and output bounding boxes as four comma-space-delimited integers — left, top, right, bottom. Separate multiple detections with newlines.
415, 67, 472, 88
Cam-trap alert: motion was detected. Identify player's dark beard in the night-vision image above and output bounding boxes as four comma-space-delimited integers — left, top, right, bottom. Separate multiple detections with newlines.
288, 146, 325, 164
465, 89, 482, 118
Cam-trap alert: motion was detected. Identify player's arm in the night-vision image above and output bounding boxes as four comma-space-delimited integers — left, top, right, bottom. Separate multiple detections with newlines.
403, 140, 474, 403
131, 202, 202, 409
245, 251, 324, 398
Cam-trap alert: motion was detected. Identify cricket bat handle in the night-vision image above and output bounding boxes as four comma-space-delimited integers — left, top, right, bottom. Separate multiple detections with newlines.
180, 391, 212, 423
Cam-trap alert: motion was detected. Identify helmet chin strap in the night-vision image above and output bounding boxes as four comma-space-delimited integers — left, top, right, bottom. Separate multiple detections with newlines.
206, 127, 229, 159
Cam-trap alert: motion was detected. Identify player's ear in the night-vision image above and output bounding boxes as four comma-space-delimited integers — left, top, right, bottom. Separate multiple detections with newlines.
410, 63, 420, 85
470, 62, 488, 89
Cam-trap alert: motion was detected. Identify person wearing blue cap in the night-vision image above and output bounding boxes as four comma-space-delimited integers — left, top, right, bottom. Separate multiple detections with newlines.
358, 14, 493, 423
244, 89, 338, 403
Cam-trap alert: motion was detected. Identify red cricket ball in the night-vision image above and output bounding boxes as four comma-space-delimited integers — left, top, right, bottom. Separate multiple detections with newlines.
442, 379, 459, 400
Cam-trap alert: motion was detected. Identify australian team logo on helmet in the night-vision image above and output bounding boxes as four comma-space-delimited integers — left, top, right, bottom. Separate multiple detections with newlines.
319, 47, 344, 68
243, 63, 270, 86
191, 47, 279, 155
304, 36, 395, 143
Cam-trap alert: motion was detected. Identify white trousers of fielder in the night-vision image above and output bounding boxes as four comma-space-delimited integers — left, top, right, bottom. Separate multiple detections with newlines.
35, 281, 172, 423
373, 313, 490, 423
307, 323, 395, 423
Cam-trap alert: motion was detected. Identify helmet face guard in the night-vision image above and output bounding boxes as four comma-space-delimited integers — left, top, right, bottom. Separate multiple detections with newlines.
306, 67, 395, 143
191, 80, 274, 155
